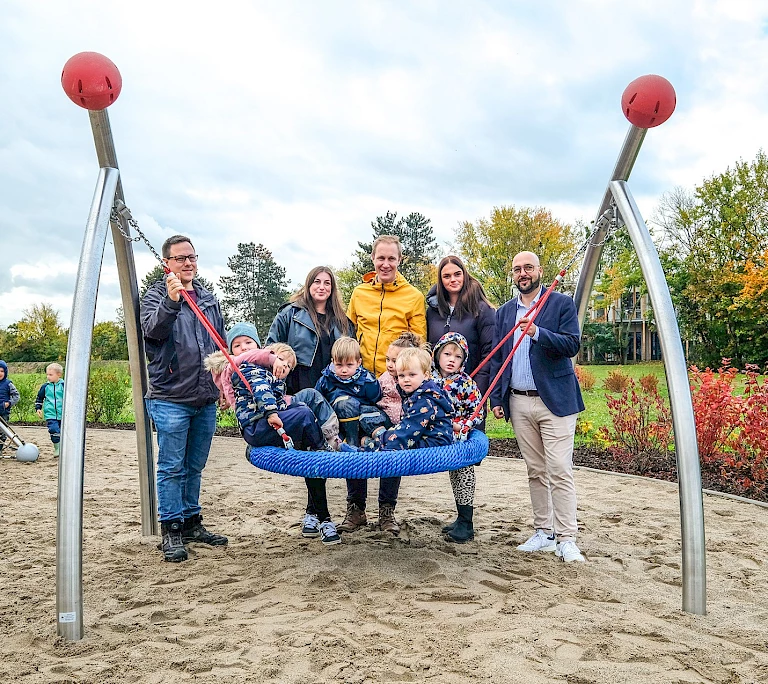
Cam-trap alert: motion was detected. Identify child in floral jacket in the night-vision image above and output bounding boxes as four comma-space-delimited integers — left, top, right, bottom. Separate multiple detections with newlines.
431, 331, 484, 544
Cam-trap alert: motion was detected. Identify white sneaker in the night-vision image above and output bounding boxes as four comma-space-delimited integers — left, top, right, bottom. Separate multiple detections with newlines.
516, 529, 556, 552
556, 539, 585, 562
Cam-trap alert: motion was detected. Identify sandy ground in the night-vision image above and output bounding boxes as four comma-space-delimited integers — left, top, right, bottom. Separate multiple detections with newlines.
1, 426, 767, 684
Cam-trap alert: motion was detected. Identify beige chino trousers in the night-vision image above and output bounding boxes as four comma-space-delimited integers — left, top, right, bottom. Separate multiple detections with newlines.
509, 394, 579, 540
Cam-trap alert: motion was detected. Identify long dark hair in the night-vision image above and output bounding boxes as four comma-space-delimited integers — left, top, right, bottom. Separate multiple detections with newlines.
435, 255, 492, 320
290, 266, 347, 334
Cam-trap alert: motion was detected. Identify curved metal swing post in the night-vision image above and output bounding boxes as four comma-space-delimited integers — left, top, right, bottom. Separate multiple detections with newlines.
88, 109, 157, 537
57, 166, 120, 641
609, 180, 706, 616
573, 125, 646, 328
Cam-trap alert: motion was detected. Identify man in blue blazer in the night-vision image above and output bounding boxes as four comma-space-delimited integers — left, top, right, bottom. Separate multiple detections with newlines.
490, 251, 586, 562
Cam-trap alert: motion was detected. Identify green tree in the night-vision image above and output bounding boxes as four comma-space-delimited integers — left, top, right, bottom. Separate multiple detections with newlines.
334, 263, 361, 308
91, 321, 128, 360
656, 151, 768, 365
2, 303, 68, 361
351, 211, 439, 294
455, 205, 577, 306
218, 242, 290, 340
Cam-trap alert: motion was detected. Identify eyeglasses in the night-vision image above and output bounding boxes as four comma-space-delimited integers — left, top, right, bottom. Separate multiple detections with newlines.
512, 264, 538, 275
165, 254, 198, 264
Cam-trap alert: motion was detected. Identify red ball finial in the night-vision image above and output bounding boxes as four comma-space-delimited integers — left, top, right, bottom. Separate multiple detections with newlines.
621, 75, 676, 128
61, 52, 122, 110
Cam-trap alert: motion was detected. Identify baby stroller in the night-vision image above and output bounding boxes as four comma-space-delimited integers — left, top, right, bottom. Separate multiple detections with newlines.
0, 414, 39, 461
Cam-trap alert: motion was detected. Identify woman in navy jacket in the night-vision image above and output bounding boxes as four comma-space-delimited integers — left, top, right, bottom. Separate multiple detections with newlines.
426, 255, 496, 399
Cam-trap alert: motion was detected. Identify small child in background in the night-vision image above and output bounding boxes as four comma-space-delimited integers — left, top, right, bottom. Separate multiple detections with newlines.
206, 331, 342, 546
315, 336, 389, 445
0, 360, 21, 455
377, 332, 426, 426
431, 332, 483, 543
35, 363, 64, 457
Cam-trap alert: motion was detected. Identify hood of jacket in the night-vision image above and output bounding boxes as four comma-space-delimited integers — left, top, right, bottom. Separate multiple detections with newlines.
426, 284, 439, 310
0, 360, 8, 380
432, 331, 470, 375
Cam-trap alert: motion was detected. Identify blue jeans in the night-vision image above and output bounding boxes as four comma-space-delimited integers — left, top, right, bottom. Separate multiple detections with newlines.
146, 399, 217, 523
46, 418, 61, 445
293, 388, 339, 443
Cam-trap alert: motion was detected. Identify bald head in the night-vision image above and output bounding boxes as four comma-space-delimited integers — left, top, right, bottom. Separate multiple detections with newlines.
512, 251, 543, 296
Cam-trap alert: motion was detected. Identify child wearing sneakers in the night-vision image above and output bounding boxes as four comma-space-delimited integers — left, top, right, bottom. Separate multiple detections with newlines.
35, 363, 64, 457
431, 332, 483, 544
376, 332, 426, 426
315, 336, 390, 445
0, 360, 20, 456
206, 330, 342, 546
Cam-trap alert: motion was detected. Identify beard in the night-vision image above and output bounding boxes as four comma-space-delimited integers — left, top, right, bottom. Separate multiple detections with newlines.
516, 275, 541, 295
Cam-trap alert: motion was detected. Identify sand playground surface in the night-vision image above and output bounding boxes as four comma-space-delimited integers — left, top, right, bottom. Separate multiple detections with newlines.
1, 426, 767, 683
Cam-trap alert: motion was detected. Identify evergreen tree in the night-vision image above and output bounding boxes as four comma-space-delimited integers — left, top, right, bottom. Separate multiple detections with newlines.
351, 211, 439, 294
218, 242, 290, 340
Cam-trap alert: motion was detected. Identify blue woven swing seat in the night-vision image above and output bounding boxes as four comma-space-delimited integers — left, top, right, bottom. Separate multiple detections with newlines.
246, 429, 489, 479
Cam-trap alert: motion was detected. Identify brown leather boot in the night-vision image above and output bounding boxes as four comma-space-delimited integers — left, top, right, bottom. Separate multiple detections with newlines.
338, 503, 367, 533
378, 503, 400, 535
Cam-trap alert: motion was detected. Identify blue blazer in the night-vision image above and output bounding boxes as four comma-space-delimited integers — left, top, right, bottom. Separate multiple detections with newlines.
489, 288, 585, 418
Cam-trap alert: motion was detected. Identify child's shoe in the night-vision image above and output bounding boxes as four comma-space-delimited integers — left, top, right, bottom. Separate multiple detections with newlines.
319, 520, 342, 546
53, 443, 60, 457
339, 442, 359, 453
301, 513, 321, 538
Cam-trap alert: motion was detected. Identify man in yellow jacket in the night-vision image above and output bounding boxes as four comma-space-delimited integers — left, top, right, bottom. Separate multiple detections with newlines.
347, 235, 427, 378
341, 234, 427, 536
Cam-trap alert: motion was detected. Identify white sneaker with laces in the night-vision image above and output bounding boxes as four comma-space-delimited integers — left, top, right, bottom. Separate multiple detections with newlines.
556, 539, 586, 562
516, 529, 556, 552
301, 513, 321, 538
319, 520, 342, 546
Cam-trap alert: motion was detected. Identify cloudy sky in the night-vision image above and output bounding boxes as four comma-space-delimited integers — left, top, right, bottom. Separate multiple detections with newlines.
1, 0, 767, 328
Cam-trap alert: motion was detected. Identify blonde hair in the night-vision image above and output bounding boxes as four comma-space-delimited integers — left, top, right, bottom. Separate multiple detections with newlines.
47, 363, 63, 375
264, 343, 297, 370
395, 348, 431, 375
372, 234, 402, 259
331, 336, 361, 363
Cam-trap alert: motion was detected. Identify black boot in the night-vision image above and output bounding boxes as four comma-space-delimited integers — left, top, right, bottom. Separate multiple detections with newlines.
441, 507, 459, 534
182, 514, 228, 546
445, 505, 474, 543
161, 520, 188, 562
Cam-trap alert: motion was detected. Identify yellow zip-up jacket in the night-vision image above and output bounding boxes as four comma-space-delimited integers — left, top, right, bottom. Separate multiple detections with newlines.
347, 271, 427, 377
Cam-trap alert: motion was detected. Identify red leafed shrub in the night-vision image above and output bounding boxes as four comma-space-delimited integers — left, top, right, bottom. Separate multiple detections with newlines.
639, 373, 659, 394
598, 379, 673, 466
603, 369, 631, 392
575, 365, 596, 391
689, 361, 768, 499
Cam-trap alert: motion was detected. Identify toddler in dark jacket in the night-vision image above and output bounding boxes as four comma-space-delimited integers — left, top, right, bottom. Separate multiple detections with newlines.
341, 347, 454, 453
315, 336, 390, 445
0, 360, 20, 455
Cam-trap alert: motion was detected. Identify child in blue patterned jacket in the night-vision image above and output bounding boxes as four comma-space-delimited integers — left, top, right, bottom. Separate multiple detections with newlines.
431, 332, 484, 544
206, 333, 341, 546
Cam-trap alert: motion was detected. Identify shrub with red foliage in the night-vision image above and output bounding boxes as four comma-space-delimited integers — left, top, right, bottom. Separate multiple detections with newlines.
639, 373, 659, 393
598, 379, 673, 465
575, 365, 596, 391
689, 361, 767, 499
603, 369, 631, 392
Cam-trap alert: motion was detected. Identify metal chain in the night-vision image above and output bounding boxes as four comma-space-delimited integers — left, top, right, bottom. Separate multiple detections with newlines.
110, 199, 165, 265
562, 201, 622, 273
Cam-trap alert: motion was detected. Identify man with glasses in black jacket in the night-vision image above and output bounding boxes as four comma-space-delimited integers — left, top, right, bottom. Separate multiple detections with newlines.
141, 235, 228, 562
